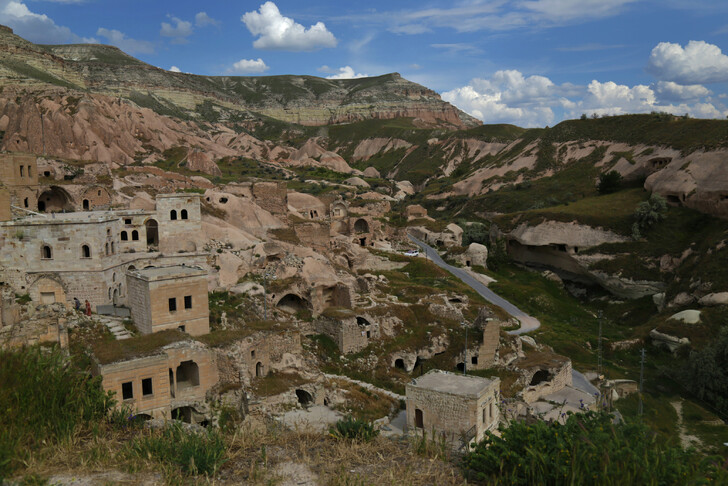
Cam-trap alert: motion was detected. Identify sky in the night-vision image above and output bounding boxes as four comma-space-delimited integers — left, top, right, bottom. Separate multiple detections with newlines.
3, 0, 728, 127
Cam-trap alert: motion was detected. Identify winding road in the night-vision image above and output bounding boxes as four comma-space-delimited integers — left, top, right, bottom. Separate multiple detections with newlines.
408, 234, 540, 334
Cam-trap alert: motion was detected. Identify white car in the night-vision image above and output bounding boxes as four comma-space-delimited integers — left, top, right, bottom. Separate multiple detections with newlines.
404, 249, 420, 257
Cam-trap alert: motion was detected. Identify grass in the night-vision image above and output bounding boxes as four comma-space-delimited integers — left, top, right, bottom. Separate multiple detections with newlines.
251, 372, 308, 397
91, 329, 189, 365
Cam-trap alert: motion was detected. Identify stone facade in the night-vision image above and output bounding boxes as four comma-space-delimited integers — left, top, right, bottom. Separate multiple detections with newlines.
0, 186, 11, 221
80, 185, 112, 210
155, 194, 203, 253
127, 265, 210, 336
521, 358, 573, 404
252, 181, 287, 215
92, 336, 219, 421
294, 222, 330, 251
0, 193, 207, 310
0, 153, 38, 210
314, 310, 379, 354
467, 319, 501, 370
406, 370, 500, 445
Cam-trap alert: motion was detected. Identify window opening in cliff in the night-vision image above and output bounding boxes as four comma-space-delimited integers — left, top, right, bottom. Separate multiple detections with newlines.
37, 186, 73, 213
219, 197, 228, 204
41, 245, 52, 259
456, 362, 465, 372
82, 245, 90, 258
666, 195, 682, 206
256, 362, 264, 377
466, 260, 471, 267
125, 218, 132, 225
356, 316, 370, 327
145, 219, 159, 246
181, 209, 188, 220
169, 369, 175, 398
449, 298, 462, 303
276, 294, 308, 313
295, 389, 313, 406
170, 210, 177, 220
472, 356, 478, 365
83, 199, 89, 210
19, 166, 24, 177
121, 231, 128, 241
394, 358, 405, 370
415, 409, 424, 428
176, 361, 199, 390
23, 197, 28, 208
43, 171, 50, 177
529, 369, 551, 386
359, 237, 367, 247
354, 218, 369, 234
132, 230, 139, 241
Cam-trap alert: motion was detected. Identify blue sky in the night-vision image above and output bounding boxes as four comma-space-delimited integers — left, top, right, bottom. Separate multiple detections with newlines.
4, 0, 728, 126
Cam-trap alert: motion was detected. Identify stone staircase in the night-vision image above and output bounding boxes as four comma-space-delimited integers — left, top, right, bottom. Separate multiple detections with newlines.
98, 316, 133, 340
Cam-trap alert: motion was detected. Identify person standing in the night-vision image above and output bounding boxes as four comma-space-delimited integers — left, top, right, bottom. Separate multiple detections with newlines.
84, 299, 92, 316
73, 297, 81, 312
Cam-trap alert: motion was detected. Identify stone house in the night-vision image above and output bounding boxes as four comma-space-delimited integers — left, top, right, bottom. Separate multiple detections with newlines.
406, 370, 500, 446
126, 265, 210, 336
520, 354, 573, 404
0, 193, 206, 311
0, 152, 38, 211
91, 331, 219, 423
314, 309, 379, 354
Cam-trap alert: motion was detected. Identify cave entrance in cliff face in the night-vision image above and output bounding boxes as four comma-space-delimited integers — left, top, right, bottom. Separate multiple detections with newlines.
37, 186, 73, 212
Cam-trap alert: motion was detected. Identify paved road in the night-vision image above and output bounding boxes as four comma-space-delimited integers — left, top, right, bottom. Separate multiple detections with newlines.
408, 234, 540, 334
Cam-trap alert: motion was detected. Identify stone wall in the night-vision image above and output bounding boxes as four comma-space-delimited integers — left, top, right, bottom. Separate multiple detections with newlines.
294, 222, 330, 251
93, 341, 218, 420
252, 181, 287, 215
314, 313, 379, 354
0, 186, 10, 221
522, 359, 573, 404
467, 319, 501, 370
80, 185, 112, 210
406, 371, 500, 444
155, 194, 203, 253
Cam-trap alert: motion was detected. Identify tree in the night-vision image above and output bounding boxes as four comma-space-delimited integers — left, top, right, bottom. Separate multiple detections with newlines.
632, 194, 667, 239
597, 170, 622, 194
681, 327, 728, 417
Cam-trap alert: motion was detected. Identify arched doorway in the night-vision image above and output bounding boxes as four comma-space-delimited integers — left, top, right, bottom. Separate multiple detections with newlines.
145, 219, 159, 246
415, 409, 424, 428
37, 186, 73, 212
354, 218, 369, 234
394, 358, 406, 370
295, 389, 313, 406
276, 294, 308, 313
255, 362, 264, 377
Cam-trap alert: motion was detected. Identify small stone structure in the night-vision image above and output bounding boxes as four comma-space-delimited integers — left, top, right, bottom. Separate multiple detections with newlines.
314, 309, 379, 354
0, 152, 38, 211
91, 331, 218, 422
461, 243, 488, 268
520, 354, 573, 404
405, 204, 428, 220
126, 265, 210, 336
406, 370, 500, 446
466, 318, 501, 370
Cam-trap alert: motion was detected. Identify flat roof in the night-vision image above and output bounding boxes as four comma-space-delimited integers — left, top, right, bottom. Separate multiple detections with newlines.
92, 329, 191, 365
409, 370, 495, 397
128, 265, 206, 282
157, 193, 202, 199
4, 209, 151, 226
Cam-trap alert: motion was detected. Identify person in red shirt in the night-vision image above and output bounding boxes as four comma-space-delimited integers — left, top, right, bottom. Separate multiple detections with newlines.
84, 299, 92, 316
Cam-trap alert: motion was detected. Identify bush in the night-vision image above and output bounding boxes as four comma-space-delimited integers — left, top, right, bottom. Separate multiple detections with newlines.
632, 193, 667, 239
461, 411, 726, 485
681, 327, 728, 418
462, 223, 488, 246
128, 423, 226, 476
0, 347, 114, 478
597, 170, 622, 194
329, 415, 379, 442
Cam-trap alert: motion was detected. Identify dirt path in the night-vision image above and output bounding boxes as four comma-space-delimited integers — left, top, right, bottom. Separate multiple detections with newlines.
671, 400, 702, 449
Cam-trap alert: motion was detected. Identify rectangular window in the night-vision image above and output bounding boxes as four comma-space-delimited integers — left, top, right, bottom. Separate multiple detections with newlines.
483, 408, 487, 423
184, 295, 192, 309
122, 381, 133, 400
251, 350, 256, 358
19, 165, 24, 177
177, 325, 186, 333
142, 378, 153, 397
168, 297, 177, 312
125, 218, 132, 225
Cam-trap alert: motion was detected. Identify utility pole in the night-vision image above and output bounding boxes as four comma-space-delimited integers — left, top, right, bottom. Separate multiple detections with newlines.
638, 348, 646, 417
597, 311, 603, 379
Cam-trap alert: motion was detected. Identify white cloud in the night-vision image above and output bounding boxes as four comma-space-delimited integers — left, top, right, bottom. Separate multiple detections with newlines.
443, 69, 726, 127
519, 0, 637, 22
241, 1, 337, 51
655, 81, 710, 102
160, 16, 193, 43
648, 40, 728, 84
96, 27, 154, 54
325, 66, 368, 80
0, 0, 90, 43
229, 58, 269, 74
195, 11, 219, 28
169, 66, 181, 73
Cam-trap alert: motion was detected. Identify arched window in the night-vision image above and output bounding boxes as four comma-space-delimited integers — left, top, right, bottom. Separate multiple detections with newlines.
170, 210, 177, 221
120, 231, 128, 241
111, 242, 115, 254
132, 230, 139, 241
81, 244, 91, 258
105, 243, 109, 255
41, 245, 52, 259
181, 209, 188, 220
27, 166, 32, 178
19, 165, 24, 177
23, 197, 28, 208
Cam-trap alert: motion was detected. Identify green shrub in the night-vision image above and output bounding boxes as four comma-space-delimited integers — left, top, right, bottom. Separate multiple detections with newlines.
461, 411, 726, 485
128, 423, 226, 476
329, 415, 379, 442
597, 170, 622, 194
633, 194, 667, 239
0, 346, 114, 478
681, 327, 728, 418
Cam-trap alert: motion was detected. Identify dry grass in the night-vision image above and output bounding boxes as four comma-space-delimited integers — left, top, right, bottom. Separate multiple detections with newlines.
92, 329, 189, 364
328, 378, 400, 422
